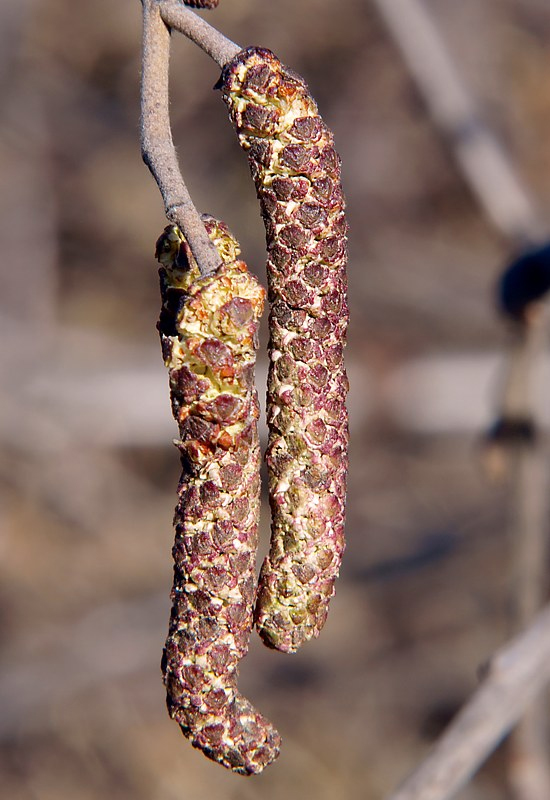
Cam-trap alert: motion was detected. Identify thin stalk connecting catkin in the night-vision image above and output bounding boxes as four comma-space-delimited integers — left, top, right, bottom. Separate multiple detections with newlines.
157, 217, 280, 774
219, 47, 349, 653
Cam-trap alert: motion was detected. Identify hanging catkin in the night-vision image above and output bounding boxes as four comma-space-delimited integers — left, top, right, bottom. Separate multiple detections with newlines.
157, 217, 280, 774
219, 47, 349, 653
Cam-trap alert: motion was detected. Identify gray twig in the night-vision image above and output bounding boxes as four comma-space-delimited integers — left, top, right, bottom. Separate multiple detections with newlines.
504, 309, 550, 800
140, 0, 220, 277
386, 604, 550, 800
509, 447, 550, 800
159, 0, 240, 67
483, 301, 550, 800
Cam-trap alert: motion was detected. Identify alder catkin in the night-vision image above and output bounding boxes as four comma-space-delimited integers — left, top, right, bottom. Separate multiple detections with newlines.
183, 1, 220, 8
219, 48, 349, 653
157, 217, 280, 774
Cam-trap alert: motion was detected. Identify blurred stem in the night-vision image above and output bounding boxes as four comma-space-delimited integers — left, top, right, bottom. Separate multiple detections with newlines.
370, 0, 546, 247
482, 305, 550, 800
506, 312, 550, 800
140, 0, 220, 276
500, 325, 540, 422
386, 605, 550, 800
510, 442, 549, 631
371, 2, 550, 795
504, 312, 550, 636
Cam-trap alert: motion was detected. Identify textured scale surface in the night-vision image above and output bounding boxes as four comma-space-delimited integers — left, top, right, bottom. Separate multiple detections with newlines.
157, 218, 280, 774
183, 1, 220, 8
220, 48, 349, 653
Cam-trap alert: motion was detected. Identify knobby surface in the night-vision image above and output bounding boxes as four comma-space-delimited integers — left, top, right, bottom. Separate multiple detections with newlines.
1, 1, 550, 799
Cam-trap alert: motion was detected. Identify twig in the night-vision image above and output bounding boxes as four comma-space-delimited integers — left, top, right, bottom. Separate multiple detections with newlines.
140, 0, 220, 276
159, 0, 240, 67
386, 604, 550, 800
507, 313, 550, 800
510, 703, 550, 800
510, 432, 548, 633
500, 329, 539, 426
508, 429, 550, 800
483, 300, 550, 800
370, 0, 547, 246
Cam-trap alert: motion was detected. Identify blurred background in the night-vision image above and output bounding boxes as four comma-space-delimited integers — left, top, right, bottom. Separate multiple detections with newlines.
1, 0, 550, 798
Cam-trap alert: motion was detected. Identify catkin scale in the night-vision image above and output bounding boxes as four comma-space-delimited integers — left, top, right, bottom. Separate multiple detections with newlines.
157, 218, 280, 774
184, 1, 220, 8
219, 48, 349, 653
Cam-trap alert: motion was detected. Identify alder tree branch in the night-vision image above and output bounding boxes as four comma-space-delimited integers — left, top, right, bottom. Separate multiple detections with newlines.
386, 604, 550, 800
140, 0, 221, 276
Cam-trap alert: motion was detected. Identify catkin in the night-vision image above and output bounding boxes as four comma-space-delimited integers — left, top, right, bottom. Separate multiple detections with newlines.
157, 217, 280, 774
182, 1, 220, 8
219, 48, 349, 653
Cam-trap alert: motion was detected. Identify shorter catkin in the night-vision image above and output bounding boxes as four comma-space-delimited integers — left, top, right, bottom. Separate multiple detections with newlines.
157, 217, 280, 775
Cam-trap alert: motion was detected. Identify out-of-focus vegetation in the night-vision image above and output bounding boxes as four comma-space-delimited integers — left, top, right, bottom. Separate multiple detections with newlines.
1, 1, 550, 798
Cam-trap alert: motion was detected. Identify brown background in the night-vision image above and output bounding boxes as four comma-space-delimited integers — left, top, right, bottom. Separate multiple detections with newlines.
1, 1, 550, 798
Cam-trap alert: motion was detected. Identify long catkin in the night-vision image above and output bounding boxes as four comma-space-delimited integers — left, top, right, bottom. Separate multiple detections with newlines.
157, 217, 280, 774
219, 48, 349, 653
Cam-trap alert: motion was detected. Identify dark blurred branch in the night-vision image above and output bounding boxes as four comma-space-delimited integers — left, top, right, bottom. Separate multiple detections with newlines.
140, 0, 220, 276
371, 0, 547, 247
386, 604, 550, 800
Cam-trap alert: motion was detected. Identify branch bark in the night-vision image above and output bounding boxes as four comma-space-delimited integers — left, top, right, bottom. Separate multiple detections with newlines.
159, 0, 240, 67
140, 0, 220, 276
